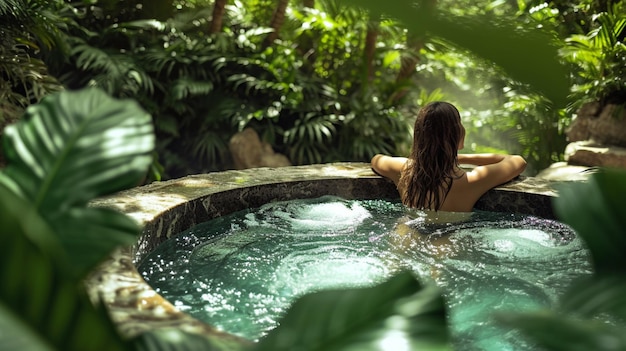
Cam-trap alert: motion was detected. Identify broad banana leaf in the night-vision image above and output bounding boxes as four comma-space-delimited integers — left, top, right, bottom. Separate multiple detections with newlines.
560, 275, 626, 321
495, 308, 626, 351
256, 271, 451, 351
0, 185, 130, 351
553, 168, 626, 273
133, 328, 253, 351
495, 169, 626, 350
0, 88, 155, 278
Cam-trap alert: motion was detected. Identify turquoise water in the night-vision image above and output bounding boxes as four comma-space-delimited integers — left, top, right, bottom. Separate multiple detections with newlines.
138, 196, 593, 350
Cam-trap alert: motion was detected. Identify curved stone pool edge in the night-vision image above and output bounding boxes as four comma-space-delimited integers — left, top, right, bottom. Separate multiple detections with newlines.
84, 162, 564, 346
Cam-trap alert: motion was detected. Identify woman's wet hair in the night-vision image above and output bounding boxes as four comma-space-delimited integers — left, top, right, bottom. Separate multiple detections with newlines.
399, 101, 463, 210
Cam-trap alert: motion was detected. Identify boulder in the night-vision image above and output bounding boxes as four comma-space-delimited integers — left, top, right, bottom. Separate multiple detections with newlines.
535, 162, 596, 181
540, 101, 626, 175
565, 141, 626, 169
229, 128, 291, 169
560, 102, 626, 170
567, 103, 626, 147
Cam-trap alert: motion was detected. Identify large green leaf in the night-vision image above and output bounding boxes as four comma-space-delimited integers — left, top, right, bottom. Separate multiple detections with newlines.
133, 328, 253, 351
255, 271, 451, 351
0, 88, 154, 214
0, 88, 155, 277
0, 303, 52, 351
495, 309, 626, 351
553, 168, 626, 273
560, 275, 626, 321
0, 185, 130, 351
498, 169, 626, 350
338, 0, 570, 106
49, 206, 143, 277
497, 275, 626, 351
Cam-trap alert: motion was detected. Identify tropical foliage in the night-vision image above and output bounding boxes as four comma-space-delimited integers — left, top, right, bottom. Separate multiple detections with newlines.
560, 1, 626, 111
0, 88, 448, 350
7, 0, 623, 176
0, 88, 151, 351
256, 271, 451, 351
2, 87, 626, 351
0, 0, 65, 152
44, 0, 418, 177
0, 1, 624, 348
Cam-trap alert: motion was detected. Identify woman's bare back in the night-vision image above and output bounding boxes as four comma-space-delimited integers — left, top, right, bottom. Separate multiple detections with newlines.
371, 153, 527, 212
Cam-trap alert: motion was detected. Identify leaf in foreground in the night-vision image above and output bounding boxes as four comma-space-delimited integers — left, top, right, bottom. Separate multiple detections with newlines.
0, 87, 154, 216
553, 168, 626, 273
338, 0, 569, 106
560, 275, 626, 321
0, 185, 130, 351
133, 327, 254, 351
256, 271, 451, 351
496, 310, 626, 351
0, 88, 154, 278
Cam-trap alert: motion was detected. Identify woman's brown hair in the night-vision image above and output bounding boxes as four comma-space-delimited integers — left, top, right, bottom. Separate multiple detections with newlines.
399, 101, 464, 210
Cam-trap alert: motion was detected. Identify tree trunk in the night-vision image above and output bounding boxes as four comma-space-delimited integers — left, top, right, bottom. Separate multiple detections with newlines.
209, 0, 229, 34
391, 34, 425, 103
264, 0, 290, 47
297, 0, 316, 71
395, 34, 424, 82
363, 20, 379, 84
391, 0, 436, 103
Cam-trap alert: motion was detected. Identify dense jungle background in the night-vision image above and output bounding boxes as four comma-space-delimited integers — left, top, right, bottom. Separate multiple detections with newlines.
2, 0, 624, 179
2, 1, 626, 351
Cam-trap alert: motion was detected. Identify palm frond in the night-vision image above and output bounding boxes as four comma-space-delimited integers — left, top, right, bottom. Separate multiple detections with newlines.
117, 19, 168, 32
187, 131, 229, 169
284, 114, 336, 145
70, 44, 154, 96
171, 78, 215, 100
168, 7, 215, 32
228, 73, 283, 96
0, 0, 24, 18
289, 139, 325, 165
72, 44, 123, 76
593, 5, 626, 49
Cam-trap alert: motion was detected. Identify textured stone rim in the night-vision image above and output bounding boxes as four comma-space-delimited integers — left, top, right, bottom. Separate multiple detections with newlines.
85, 162, 565, 345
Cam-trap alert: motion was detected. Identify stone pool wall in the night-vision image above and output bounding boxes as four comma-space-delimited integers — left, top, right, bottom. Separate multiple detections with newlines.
85, 162, 569, 346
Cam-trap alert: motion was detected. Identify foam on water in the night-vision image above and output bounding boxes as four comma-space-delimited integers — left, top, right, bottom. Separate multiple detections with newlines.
242, 195, 371, 233
138, 196, 593, 350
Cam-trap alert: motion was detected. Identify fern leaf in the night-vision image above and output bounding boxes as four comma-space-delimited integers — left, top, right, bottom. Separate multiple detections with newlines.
171, 78, 215, 100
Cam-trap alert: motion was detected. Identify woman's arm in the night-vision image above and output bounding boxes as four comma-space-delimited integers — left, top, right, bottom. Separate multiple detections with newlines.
371, 154, 408, 186
464, 153, 527, 192
458, 153, 510, 166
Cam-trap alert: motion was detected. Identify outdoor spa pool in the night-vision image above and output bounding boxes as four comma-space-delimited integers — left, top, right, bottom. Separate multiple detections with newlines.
137, 195, 592, 351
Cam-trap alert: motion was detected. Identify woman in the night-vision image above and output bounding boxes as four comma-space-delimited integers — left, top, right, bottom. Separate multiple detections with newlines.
371, 101, 527, 212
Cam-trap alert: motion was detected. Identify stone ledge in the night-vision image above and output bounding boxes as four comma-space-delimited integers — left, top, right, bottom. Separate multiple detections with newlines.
565, 140, 626, 168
